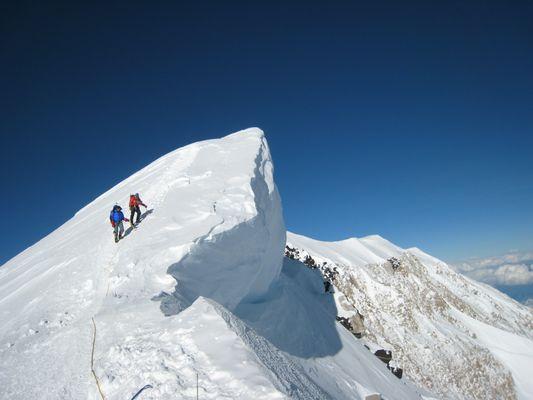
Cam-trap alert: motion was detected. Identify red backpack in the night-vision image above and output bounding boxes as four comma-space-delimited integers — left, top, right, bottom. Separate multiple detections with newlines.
129, 195, 138, 208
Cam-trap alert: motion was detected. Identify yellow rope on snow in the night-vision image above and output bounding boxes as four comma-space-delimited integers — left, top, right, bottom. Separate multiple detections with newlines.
91, 317, 106, 400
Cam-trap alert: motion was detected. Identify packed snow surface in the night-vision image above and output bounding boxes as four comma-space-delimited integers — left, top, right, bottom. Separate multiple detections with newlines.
287, 232, 533, 400
0, 129, 423, 399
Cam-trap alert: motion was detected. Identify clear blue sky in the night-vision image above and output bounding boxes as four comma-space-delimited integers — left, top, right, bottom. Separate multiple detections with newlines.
1, 1, 532, 265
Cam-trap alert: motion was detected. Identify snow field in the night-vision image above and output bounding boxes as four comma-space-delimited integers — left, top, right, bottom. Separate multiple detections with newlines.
1, 129, 426, 399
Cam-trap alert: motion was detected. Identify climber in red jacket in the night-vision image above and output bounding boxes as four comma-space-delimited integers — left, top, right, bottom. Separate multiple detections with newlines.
129, 193, 147, 226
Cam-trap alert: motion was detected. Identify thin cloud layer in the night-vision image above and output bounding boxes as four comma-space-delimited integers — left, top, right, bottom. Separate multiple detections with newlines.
466, 263, 533, 286
453, 251, 533, 286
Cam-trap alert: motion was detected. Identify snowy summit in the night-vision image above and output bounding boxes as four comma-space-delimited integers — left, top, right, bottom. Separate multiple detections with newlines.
0, 129, 422, 400
1, 128, 531, 400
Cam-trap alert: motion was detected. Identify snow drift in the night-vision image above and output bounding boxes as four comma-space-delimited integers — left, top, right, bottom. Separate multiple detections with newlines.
154, 130, 286, 313
0, 129, 424, 399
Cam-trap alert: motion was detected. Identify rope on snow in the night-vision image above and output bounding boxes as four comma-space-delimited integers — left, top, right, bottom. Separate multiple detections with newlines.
91, 317, 106, 400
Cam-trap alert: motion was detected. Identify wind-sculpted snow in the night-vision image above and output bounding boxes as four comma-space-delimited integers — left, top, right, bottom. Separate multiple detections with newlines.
154, 130, 286, 313
0, 129, 286, 399
287, 232, 533, 400
0, 129, 424, 399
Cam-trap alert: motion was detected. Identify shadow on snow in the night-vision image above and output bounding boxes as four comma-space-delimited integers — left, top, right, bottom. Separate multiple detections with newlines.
153, 231, 342, 359
121, 209, 154, 240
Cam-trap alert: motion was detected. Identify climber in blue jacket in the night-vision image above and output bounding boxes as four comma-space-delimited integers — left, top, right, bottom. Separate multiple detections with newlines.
109, 204, 129, 243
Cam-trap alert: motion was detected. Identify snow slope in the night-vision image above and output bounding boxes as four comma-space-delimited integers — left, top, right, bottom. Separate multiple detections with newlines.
0, 129, 424, 399
287, 232, 533, 400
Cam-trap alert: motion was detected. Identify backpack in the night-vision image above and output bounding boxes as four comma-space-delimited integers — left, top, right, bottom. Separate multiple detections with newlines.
110, 205, 124, 223
129, 195, 137, 208
111, 210, 124, 223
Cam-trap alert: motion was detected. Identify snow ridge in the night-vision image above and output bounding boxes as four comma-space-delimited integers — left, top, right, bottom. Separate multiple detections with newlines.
0, 129, 424, 400
156, 131, 286, 314
287, 231, 533, 400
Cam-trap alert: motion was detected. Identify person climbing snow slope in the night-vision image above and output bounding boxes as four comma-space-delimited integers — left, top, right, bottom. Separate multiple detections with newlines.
129, 193, 147, 227
109, 205, 129, 243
